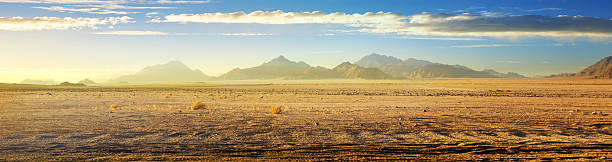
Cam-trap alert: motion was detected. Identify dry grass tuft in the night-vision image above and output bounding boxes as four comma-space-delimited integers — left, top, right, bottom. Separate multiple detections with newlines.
218, 95, 228, 99
269, 106, 282, 114
191, 101, 206, 110
109, 105, 119, 110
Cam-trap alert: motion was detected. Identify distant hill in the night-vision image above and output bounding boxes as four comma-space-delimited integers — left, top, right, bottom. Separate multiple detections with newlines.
219, 56, 312, 80
58, 81, 86, 86
219, 56, 390, 80
355, 53, 432, 78
20, 79, 57, 85
356, 53, 524, 79
575, 56, 612, 79
110, 61, 209, 83
78, 79, 96, 85
549, 56, 612, 79
407, 64, 499, 78
482, 69, 527, 78
332, 62, 392, 79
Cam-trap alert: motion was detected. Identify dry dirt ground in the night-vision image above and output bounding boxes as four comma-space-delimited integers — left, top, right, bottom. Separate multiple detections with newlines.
0, 79, 611, 160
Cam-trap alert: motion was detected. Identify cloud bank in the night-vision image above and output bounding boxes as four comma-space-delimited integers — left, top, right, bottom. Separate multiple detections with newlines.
33, 6, 140, 14
451, 44, 526, 48
401, 13, 612, 38
0, 16, 132, 31
158, 10, 612, 39
92, 30, 167, 35
0, 0, 208, 4
0, 0, 116, 4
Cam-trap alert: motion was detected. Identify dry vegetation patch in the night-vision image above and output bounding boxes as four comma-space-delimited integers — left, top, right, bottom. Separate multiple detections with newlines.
191, 101, 206, 110
269, 106, 282, 114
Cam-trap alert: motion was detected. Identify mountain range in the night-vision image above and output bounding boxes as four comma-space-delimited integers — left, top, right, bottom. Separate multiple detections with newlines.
109, 61, 210, 83
355, 53, 525, 79
105, 54, 528, 83
20, 54, 612, 84
218, 56, 391, 80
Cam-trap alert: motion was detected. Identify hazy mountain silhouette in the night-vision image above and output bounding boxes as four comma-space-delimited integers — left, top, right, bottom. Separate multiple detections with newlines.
407, 64, 499, 78
355, 53, 432, 78
78, 79, 96, 85
550, 56, 612, 78
58, 81, 86, 86
332, 62, 392, 79
110, 61, 209, 83
219, 56, 390, 80
482, 69, 527, 78
356, 53, 525, 79
219, 56, 312, 80
20, 79, 57, 85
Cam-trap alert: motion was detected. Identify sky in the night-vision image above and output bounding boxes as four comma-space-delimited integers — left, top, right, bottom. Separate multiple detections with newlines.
1, 0, 612, 83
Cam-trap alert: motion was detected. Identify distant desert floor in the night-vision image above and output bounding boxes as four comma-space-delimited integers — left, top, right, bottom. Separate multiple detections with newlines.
1, 79, 611, 160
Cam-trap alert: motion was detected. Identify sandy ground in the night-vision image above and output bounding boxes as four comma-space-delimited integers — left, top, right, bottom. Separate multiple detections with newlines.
0, 79, 611, 160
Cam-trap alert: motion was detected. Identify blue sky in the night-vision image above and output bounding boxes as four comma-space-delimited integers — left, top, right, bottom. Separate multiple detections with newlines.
1, 0, 611, 82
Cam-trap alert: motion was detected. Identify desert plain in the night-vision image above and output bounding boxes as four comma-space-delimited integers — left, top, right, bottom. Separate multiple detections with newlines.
0, 78, 611, 160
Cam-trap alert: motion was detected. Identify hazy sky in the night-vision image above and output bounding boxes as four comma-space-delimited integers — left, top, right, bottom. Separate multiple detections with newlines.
1, 0, 612, 83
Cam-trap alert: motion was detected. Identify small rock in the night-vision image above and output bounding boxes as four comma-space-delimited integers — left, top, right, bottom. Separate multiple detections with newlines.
398, 117, 402, 121
423, 109, 428, 112
592, 112, 598, 115
178, 110, 182, 113
314, 122, 319, 126
359, 123, 364, 127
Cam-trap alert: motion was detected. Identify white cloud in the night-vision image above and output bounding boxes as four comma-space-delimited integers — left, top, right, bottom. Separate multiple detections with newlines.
0, 0, 210, 3
33, 6, 139, 14
158, 10, 612, 39
0, 16, 132, 31
451, 44, 525, 48
71, 4, 175, 9
161, 10, 406, 27
219, 33, 272, 36
0, 0, 116, 4
400, 36, 483, 41
33, 6, 99, 12
92, 30, 168, 35
155, 0, 209, 4
526, 8, 562, 12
